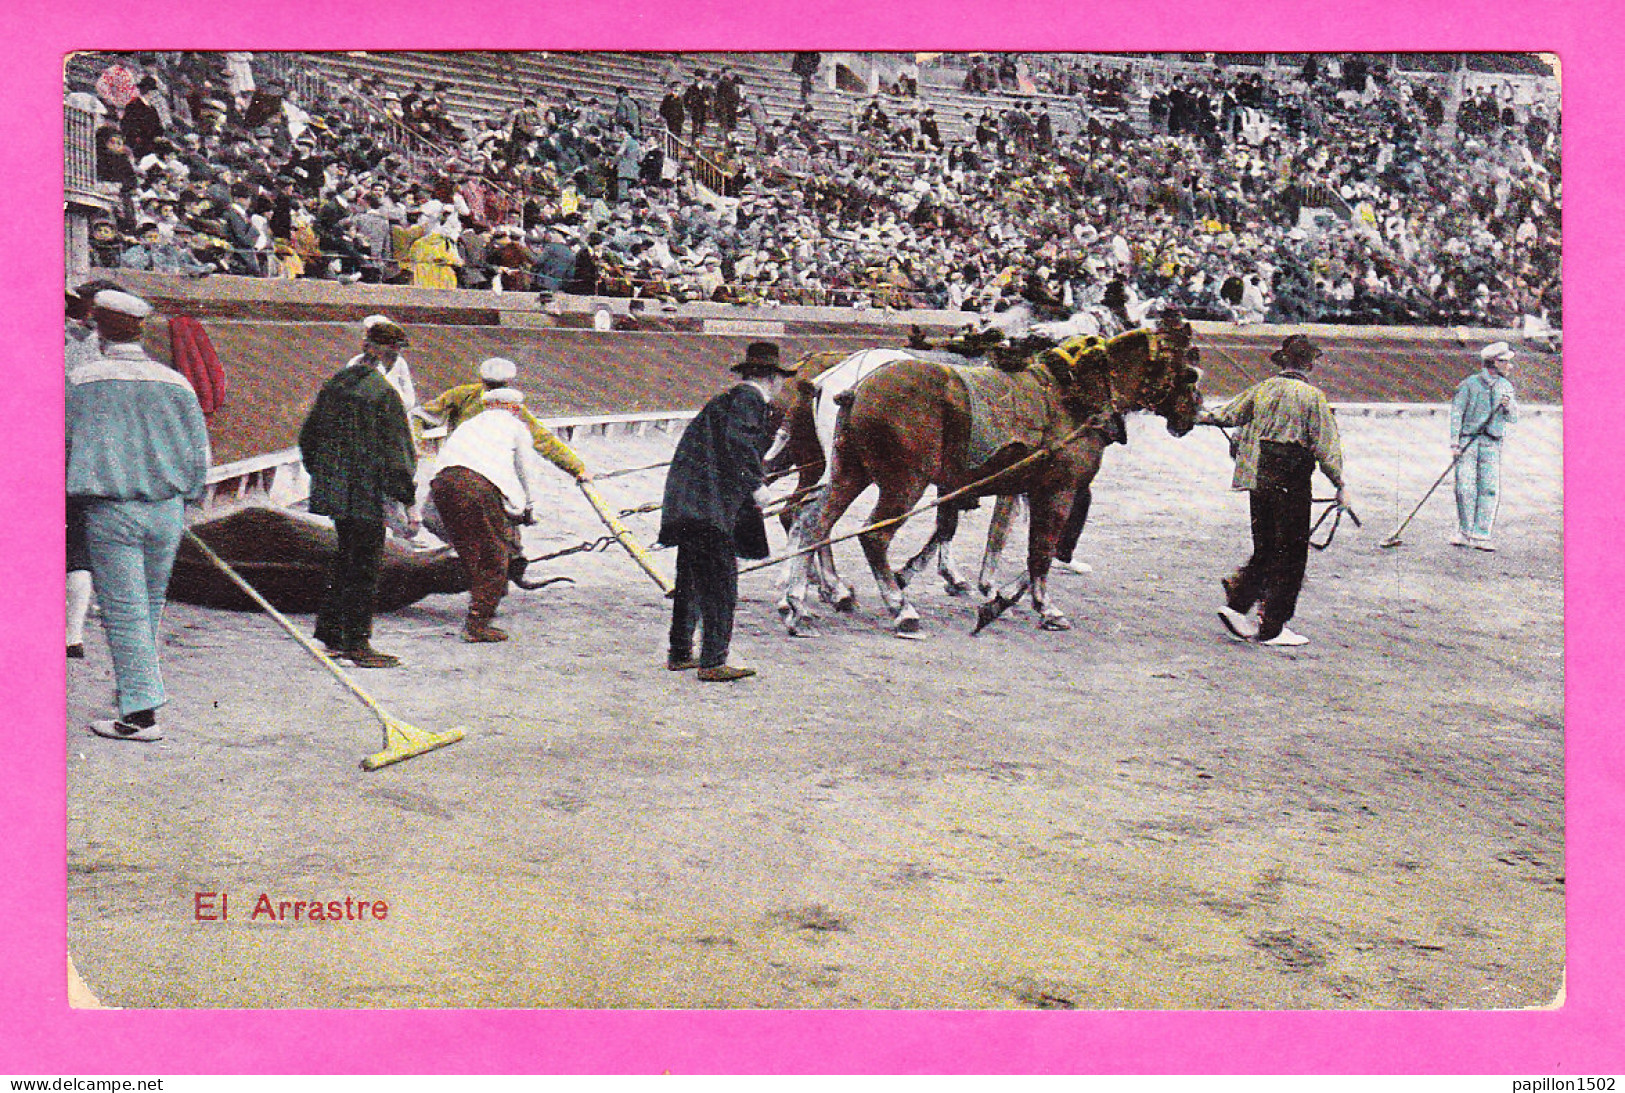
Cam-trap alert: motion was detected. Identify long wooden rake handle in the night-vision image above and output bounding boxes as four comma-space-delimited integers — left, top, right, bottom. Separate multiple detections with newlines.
1378, 404, 1505, 547
183, 530, 395, 715
181, 529, 465, 771
577, 480, 675, 594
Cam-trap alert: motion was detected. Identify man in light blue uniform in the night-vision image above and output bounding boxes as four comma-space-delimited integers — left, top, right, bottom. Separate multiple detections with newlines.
67, 290, 210, 742
64, 279, 121, 659
1450, 341, 1520, 552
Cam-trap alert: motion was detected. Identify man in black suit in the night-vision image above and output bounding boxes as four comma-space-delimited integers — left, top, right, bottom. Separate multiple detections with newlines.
658, 342, 794, 682
659, 83, 685, 137
713, 68, 741, 135
683, 72, 712, 144
120, 78, 166, 160
223, 182, 260, 275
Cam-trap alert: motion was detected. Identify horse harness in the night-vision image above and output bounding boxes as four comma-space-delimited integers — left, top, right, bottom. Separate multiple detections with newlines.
1036, 327, 1194, 436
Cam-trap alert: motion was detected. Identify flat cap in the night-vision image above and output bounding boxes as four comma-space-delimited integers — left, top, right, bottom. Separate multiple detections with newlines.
92, 290, 153, 318
479, 357, 518, 382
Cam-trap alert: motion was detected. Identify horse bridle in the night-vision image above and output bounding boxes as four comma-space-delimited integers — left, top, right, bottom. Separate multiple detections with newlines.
1139, 325, 1203, 416
1044, 326, 1198, 420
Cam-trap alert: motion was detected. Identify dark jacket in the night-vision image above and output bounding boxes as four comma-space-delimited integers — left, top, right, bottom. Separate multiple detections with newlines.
533, 240, 577, 291
683, 82, 711, 131
223, 205, 259, 275
659, 92, 685, 135
658, 383, 771, 557
298, 362, 417, 522
713, 76, 740, 129
120, 96, 165, 159
564, 246, 600, 295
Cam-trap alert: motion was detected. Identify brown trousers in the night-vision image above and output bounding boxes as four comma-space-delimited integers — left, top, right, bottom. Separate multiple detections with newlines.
430, 465, 520, 621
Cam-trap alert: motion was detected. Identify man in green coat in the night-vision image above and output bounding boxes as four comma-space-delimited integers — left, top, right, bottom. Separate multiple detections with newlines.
298, 321, 419, 667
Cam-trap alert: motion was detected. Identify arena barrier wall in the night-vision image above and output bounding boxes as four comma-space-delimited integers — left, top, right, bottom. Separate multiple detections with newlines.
86, 272, 1561, 505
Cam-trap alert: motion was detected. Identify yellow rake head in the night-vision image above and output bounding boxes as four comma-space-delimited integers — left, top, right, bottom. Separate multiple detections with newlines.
361, 714, 467, 772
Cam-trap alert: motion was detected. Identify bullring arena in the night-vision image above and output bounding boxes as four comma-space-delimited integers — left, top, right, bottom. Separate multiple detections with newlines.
64, 51, 1562, 1010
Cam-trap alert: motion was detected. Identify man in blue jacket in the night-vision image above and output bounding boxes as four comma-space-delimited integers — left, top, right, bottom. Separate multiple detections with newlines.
659, 341, 794, 681
67, 290, 211, 741
1451, 341, 1520, 552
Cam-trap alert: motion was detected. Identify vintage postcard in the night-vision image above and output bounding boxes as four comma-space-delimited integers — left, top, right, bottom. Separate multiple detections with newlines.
11, 2, 1617, 1076
63, 44, 1565, 1011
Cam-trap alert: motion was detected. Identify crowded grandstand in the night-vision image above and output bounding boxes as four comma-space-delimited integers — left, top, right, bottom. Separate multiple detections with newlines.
66, 50, 1560, 336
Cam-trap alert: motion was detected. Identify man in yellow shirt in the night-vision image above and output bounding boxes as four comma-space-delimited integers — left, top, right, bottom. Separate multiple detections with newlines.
412, 357, 587, 475
1201, 334, 1350, 648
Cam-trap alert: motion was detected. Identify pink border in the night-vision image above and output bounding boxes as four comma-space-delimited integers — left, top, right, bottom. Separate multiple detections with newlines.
7, 0, 1616, 1074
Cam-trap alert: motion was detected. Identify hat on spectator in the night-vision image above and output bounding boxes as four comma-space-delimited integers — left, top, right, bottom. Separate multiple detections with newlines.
731, 340, 795, 378
1480, 341, 1516, 366
479, 357, 519, 383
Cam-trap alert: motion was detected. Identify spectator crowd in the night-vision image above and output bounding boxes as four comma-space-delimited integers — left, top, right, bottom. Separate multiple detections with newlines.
69, 50, 1560, 333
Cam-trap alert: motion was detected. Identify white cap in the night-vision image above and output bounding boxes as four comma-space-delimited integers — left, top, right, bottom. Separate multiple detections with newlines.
1480, 341, 1516, 364
479, 357, 518, 383
482, 387, 524, 405
92, 290, 153, 318
361, 313, 392, 329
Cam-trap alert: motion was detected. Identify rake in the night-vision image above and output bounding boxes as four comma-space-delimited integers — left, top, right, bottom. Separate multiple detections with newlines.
182, 529, 465, 771
1378, 405, 1504, 549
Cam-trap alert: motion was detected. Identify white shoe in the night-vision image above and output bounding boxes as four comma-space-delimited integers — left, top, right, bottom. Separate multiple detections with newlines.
1054, 558, 1093, 575
1472, 539, 1497, 552
1217, 606, 1257, 641
90, 719, 163, 742
1259, 627, 1309, 647
1449, 533, 1473, 548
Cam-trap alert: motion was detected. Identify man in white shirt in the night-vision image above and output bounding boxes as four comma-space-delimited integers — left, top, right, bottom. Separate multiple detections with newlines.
429, 388, 547, 643
358, 314, 416, 413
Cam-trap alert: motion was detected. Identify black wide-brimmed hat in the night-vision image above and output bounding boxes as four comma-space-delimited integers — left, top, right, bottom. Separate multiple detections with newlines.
731, 340, 795, 378
1270, 333, 1323, 369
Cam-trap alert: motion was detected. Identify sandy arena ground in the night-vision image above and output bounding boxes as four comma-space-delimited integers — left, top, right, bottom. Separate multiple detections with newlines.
66, 409, 1564, 1009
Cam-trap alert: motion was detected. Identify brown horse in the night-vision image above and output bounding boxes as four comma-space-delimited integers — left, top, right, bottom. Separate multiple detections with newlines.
766, 347, 989, 632
806, 319, 1204, 634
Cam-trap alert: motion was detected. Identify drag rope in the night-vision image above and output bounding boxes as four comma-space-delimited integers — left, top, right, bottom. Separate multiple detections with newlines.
738, 413, 1109, 577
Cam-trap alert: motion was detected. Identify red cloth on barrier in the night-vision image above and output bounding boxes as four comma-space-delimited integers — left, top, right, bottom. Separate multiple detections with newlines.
168, 316, 226, 415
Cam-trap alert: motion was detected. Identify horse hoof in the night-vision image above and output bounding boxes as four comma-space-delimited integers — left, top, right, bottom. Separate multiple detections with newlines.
973, 607, 995, 633
1039, 615, 1073, 632
894, 614, 921, 635
977, 582, 994, 598
833, 593, 857, 614
944, 579, 972, 598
